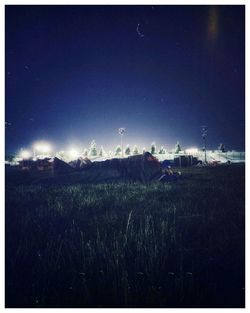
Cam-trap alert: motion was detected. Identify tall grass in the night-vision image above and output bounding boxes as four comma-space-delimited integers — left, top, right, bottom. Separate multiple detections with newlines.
5, 165, 245, 307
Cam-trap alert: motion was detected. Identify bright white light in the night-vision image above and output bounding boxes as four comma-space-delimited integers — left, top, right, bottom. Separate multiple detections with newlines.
68, 149, 79, 159
20, 149, 32, 159
41, 144, 51, 153
33, 141, 52, 154
185, 148, 199, 154
34, 144, 41, 151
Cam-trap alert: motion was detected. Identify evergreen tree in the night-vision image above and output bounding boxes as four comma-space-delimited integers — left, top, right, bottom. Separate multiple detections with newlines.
125, 144, 131, 156
159, 146, 166, 154
175, 141, 181, 154
99, 146, 106, 157
133, 145, 139, 155
83, 148, 88, 157
115, 145, 122, 156
218, 143, 226, 152
151, 142, 156, 155
142, 147, 146, 154
89, 140, 97, 156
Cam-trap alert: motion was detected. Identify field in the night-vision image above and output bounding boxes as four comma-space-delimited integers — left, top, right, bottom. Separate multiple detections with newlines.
5, 164, 245, 308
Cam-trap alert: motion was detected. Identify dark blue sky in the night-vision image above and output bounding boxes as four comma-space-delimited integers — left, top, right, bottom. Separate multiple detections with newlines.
5, 5, 245, 154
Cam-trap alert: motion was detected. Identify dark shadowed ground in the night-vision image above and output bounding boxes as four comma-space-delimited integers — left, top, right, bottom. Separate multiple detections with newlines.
5, 164, 245, 308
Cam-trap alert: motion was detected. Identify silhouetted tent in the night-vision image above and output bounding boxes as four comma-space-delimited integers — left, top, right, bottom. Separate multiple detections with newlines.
124, 152, 162, 182
19, 157, 73, 173
23, 157, 73, 173
174, 155, 199, 167
19, 159, 36, 170
53, 157, 75, 173
37, 158, 53, 171
69, 157, 92, 170
91, 152, 162, 182
34, 153, 162, 185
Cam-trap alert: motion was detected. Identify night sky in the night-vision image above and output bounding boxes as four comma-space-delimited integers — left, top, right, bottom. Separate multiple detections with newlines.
5, 5, 245, 154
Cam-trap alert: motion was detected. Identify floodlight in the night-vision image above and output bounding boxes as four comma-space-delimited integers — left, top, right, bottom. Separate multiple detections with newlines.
68, 149, 79, 159
20, 149, 32, 159
33, 141, 52, 154
40, 144, 51, 153
185, 148, 198, 154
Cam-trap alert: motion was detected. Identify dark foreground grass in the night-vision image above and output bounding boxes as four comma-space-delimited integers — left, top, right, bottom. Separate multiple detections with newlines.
5, 165, 245, 308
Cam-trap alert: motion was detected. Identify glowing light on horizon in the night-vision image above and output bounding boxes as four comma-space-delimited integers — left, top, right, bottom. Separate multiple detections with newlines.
185, 148, 199, 154
20, 149, 32, 159
68, 148, 80, 159
33, 141, 52, 154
